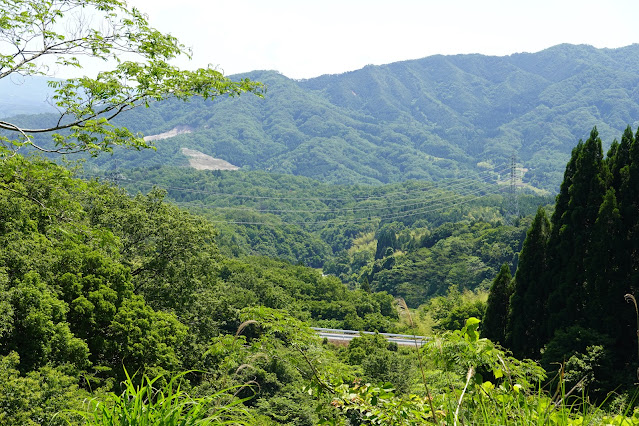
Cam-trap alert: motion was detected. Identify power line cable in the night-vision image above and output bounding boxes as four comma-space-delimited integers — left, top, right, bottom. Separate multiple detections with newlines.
204, 178, 506, 215
183, 182, 508, 226
79, 165, 510, 205
79, 165, 511, 226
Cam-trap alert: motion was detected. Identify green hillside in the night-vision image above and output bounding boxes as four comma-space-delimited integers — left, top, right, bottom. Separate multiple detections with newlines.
2, 154, 631, 425
9, 1, 639, 422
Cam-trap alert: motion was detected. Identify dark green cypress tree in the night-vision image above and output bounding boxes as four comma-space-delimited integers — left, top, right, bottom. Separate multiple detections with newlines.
584, 188, 630, 346
549, 141, 582, 238
507, 126, 639, 391
607, 138, 619, 165
546, 128, 606, 335
619, 127, 639, 289
375, 225, 398, 260
483, 263, 513, 345
505, 206, 550, 358
360, 277, 371, 293
543, 140, 582, 324
609, 126, 634, 191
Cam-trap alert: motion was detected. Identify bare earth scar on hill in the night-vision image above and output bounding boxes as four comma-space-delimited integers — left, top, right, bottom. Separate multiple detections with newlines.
143, 125, 193, 142
180, 148, 239, 170
143, 126, 239, 170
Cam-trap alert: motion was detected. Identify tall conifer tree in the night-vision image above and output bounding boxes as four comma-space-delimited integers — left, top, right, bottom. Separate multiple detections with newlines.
483, 263, 513, 345
609, 126, 634, 191
506, 126, 639, 391
506, 207, 550, 358
584, 188, 629, 344
619, 128, 639, 288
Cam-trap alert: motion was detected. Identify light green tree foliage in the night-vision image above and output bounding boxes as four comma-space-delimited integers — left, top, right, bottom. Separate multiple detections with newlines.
0, 352, 88, 426
421, 287, 487, 332
4, 271, 90, 373
323, 319, 547, 426
0, 156, 187, 383
365, 219, 528, 308
0, 0, 263, 156
426, 318, 544, 387
344, 333, 415, 395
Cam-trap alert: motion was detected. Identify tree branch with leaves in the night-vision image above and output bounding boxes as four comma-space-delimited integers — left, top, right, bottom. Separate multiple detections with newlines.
0, 0, 264, 156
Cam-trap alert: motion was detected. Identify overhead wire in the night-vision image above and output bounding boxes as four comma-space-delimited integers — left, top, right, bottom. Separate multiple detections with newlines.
193, 166, 510, 214
205, 178, 505, 215
80, 165, 512, 226
79, 164, 510, 204
179, 179, 509, 226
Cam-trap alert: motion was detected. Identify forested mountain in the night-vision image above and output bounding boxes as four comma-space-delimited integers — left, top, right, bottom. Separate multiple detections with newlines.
8, 44, 639, 191
54, 43, 636, 192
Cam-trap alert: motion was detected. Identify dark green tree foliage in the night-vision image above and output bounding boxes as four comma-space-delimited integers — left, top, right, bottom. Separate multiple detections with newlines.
506, 207, 550, 358
482, 263, 513, 345
618, 127, 639, 288
375, 223, 399, 260
608, 126, 634, 190
506, 126, 639, 392
584, 189, 625, 338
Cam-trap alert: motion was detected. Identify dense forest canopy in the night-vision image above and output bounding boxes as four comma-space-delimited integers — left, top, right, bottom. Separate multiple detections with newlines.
0, 155, 407, 423
95, 165, 551, 306
2, 151, 634, 425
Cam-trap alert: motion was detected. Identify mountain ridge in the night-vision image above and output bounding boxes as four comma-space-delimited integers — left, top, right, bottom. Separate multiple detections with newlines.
5, 44, 639, 191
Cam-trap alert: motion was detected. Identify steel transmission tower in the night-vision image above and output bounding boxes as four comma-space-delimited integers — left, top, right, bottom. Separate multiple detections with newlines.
506, 154, 520, 224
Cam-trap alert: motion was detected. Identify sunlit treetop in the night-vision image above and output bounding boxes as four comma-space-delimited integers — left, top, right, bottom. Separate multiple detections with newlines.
0, 0, 264, 156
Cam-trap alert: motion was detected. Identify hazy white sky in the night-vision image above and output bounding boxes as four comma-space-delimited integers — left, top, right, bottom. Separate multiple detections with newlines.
116, 0, 639, 79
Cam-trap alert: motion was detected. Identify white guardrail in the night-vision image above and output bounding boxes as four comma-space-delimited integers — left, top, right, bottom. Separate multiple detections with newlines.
311, 327, 428, 347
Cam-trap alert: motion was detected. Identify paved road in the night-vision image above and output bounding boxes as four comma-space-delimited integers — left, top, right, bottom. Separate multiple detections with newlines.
312, 327, 427, 347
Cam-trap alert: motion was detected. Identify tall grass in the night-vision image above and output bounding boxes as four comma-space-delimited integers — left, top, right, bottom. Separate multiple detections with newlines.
398, 297, 440, 425
74, 369, 255, 426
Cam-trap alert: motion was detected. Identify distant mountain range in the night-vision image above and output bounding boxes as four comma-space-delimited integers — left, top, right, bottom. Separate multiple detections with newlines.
0, 76, 58, 117
5, 44, 639, 191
